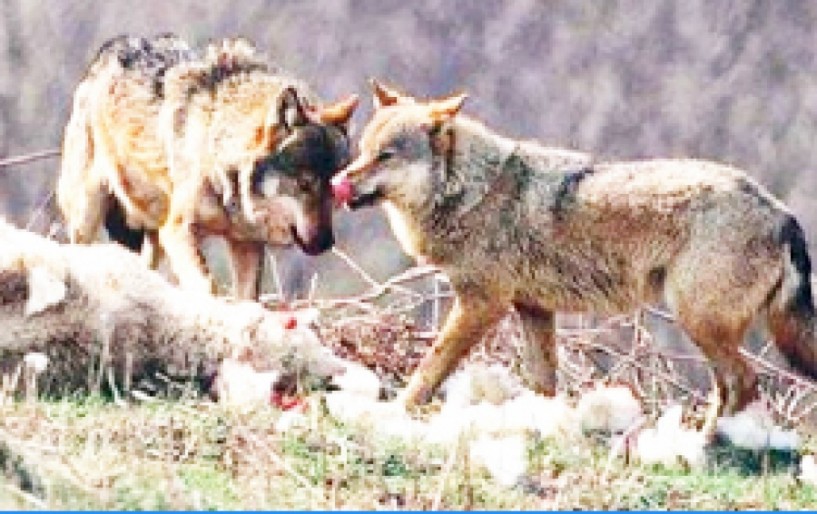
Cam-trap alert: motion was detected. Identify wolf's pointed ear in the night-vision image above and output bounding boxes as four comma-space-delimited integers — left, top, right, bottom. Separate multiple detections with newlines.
320, 94, 359, 125
277, 86, 308, 130
429, 93, 467, 122
371, 79, 404, 109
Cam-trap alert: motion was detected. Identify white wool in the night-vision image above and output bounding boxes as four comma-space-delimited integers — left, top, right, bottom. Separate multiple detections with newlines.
324, 389, 384, 425
442, 363, 523, 408
799, 455, 817, 486
324, 390, 422, 439
326, 369, 577, 450
634, 428, 675, 467
427, 402, 505, 445
217, 357, 279, 407
716, 403, 800, 451
23, 352, 49, 374
378, 416, 431, 441
717, 410, 771, 450
431, 364, 576, 444
275, 409, 309, 433
25, 265, 67, 316
633, 404, 707, 470
427, 391, 577, 445
675, 430, 708, 470
576, 384, 643, 433
469, 434, 527, 487
332, 361, 381, 401
768, 427, 800, 451
655, 403, 684, 432
500, 392, 578, 438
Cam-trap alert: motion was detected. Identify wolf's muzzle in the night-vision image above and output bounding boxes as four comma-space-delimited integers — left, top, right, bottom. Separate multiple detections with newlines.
346, 187, 384, 209
291, 225, 334, 255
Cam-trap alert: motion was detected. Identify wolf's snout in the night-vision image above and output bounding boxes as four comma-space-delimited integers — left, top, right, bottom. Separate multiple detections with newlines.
292, 225, 334, 255
331, 177, 354, 206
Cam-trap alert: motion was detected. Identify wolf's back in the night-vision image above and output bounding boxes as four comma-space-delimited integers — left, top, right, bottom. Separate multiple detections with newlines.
59, 35, 196, 247
87, 34, 196, 95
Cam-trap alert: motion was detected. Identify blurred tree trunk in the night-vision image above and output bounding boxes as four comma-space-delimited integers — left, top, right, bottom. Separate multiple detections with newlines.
0, 0, 25, 209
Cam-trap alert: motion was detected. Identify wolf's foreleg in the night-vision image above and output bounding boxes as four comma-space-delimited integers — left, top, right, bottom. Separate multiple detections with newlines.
158, 187, 214, 294
158, 222, 213, 294
400, 295, 506, 408
140, 231, 164, 270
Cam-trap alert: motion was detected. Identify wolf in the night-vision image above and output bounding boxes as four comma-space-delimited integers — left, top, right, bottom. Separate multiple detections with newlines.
58, 34, 357, 299
332, 80, 817, 417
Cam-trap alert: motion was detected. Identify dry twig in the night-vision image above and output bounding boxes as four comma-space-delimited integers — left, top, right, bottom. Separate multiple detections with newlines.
0, 148, 60, 168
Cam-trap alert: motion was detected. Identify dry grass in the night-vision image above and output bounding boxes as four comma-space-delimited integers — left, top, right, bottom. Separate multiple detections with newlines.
0, 391, 815, 510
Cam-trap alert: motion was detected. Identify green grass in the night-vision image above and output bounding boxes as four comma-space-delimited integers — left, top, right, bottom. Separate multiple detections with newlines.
1, 396, 815, 509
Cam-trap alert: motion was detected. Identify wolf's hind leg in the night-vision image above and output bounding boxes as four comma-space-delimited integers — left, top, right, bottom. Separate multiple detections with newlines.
664, 240, 779, 416
677, 315, 758, 416
401, 295, 507, 408
514, 303, 558, 397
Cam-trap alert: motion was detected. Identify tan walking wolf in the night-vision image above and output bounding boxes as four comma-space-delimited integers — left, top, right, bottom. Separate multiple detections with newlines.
332, 80, 817, 416
58, 35, 357, 299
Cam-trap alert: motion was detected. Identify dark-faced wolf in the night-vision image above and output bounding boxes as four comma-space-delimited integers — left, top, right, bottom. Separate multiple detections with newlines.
333, 80, 817, 417
58, 34, 358, 299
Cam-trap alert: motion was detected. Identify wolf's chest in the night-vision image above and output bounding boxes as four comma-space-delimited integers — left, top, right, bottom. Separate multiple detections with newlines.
383, 203, 429, 259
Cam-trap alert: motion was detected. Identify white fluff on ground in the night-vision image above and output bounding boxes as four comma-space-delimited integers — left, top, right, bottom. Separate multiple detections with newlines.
324, 389, 420, 436
332, 360, 382, 401
321, 360, 423, 438
501, 391, 578, 438
576, 383, 643, 433
798, 454, 817, 486
275, 407, 310, 433
324, 363, 580, 449
216, 357, 280, 407
23, 352, 49, 374
633, 404, 707, 469
716, 402, 800, 451
442, 363, 523, 408
318, 364, 664, 486
426, 365, 578, 445
469, 434, 528, 487
430, 391, 576, 444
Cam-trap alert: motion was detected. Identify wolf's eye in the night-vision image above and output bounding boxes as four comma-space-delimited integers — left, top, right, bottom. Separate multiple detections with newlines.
377, 149, 395, 162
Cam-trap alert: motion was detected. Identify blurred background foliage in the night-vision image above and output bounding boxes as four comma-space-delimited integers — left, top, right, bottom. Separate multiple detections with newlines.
2, 0, 817, 300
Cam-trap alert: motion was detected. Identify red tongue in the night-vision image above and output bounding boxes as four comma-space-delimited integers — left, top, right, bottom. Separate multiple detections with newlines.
331, 177, 353, 205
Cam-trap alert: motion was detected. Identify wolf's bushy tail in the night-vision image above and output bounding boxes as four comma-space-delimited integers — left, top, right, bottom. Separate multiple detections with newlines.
768, 215, 817, 379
